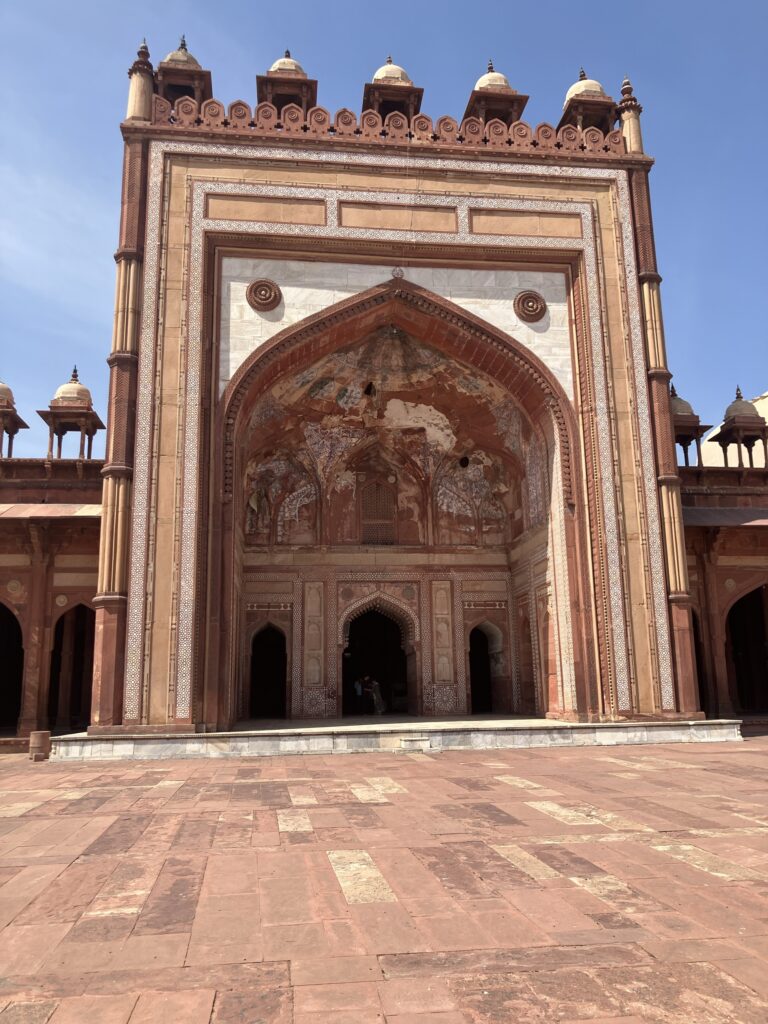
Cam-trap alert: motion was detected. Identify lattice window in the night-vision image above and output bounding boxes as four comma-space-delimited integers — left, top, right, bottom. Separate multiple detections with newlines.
360, 480, 396, 545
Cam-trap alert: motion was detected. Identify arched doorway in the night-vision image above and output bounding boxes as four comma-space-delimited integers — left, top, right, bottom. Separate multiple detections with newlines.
727, 585, 768, 713
0, 604, 23, 733
47, 604, 95, 731
468, 621, 507, 714
250, 625, 287, 718
343, 610, 407, 715
213, 280, 589, 730
469, 627, 493, 713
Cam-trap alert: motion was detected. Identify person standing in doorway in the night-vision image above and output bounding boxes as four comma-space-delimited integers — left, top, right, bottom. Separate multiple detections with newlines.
370, 676, 386, 715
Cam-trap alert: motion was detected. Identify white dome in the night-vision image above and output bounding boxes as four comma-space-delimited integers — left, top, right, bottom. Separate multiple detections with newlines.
54, 368, 92, 405
163, 36, 200, 67
564, 70, 606, 107
0, 380, 14, 406
269, 50, 306, 76
372, 56, 412, 86
475, 61, 512, 92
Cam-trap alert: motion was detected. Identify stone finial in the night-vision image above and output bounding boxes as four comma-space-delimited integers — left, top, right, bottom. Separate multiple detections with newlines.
579, 67, 587, 80
284, 49, 291, 58
386, 55, 393, 64
71, 366, 79, 383
736, 385, 743, 400
179, 34, 188, 52
670, 383, 678, 398
137, 39, 149, 61
487, 59, 495, 72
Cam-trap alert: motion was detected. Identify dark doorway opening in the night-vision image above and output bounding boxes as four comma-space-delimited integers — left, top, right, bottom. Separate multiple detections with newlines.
727, 585, 768, 713
692, 610, 709, 717
48, 604, 95, 731
250, 625, 287, 718
343, 610, 407, 715
0, 604, 23, 732
469, 626, 493, 713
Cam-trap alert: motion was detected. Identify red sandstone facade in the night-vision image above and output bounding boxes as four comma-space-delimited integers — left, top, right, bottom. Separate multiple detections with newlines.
0, 44, 766, 738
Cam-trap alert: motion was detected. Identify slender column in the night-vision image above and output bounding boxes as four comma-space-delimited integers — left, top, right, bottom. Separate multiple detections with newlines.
90, 132, 147, 730
18, 526, 52, 736
630, 165, 699, 714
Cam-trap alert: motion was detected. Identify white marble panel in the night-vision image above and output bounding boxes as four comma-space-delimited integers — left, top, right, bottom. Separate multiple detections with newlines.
219, 258, 574, 400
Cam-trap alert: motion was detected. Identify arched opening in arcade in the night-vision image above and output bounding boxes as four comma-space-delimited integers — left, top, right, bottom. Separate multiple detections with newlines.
250, 624, 288, 719
342, 608, 408, 716
47, 604, 95, 732
726, 584, 768, 714
0, 603, 23, 734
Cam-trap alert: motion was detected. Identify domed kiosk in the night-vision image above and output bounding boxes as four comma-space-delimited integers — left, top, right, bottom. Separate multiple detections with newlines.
37, 368, 104, 460
462, 60, 528, 126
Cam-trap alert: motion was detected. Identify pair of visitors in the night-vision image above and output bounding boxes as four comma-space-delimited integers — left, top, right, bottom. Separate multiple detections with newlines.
356, 674, 386, 715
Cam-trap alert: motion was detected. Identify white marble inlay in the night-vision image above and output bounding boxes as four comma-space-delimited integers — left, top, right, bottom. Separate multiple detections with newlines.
219, 258, 573, 400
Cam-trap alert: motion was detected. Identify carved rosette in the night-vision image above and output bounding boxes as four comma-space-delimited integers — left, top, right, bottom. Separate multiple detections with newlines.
246, 279, 282, 312
513, 290, 547, 323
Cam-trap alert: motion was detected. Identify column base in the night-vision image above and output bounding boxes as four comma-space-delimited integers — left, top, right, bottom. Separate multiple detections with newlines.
90, 594, 127, 727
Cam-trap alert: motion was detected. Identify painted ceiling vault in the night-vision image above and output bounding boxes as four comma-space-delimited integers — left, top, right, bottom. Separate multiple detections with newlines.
241, 326, 549, 547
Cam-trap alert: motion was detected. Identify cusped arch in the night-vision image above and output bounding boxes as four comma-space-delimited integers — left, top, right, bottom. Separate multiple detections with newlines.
220, 279, 579, 506
339, 592, 420, 646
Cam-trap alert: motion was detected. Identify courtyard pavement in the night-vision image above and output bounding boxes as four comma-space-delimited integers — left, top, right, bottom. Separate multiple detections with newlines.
0, 739, 767, 1022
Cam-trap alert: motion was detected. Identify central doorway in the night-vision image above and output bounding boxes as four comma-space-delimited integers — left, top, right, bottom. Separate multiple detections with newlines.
343, 610, 407, 715
250, 625, 287, 718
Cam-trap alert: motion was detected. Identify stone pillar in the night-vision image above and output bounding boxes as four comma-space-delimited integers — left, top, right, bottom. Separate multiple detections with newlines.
18, 527, 52, 736
90, 134, 147, 731
630, 166, 699, 715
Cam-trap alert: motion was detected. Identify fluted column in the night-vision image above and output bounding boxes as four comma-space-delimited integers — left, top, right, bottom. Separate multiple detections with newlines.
90, 129, 147, 730
630, 163, 700, 715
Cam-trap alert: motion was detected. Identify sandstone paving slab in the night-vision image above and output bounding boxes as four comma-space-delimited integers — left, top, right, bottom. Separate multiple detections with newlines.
0, 739, 767, 1020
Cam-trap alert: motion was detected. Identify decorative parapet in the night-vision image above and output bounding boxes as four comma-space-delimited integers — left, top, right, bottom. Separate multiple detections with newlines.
145, 95, 628, 158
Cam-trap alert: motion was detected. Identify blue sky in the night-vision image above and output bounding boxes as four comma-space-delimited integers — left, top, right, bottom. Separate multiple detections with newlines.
1, 0, 765, 456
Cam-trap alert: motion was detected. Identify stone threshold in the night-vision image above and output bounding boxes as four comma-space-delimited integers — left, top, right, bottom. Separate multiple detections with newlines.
50, 717, 742, 760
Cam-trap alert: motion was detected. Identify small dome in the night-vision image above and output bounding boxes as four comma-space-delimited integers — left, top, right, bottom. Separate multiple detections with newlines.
269, 50, 306, 76
724, 386, 761, 420
163, 35, 200, 67
54, 367, 92, 406
475, 60, 513, 92
372, 56, 412, 86
669, 385, 694, 417
564, 68, 607, 107
0, 380, 15, 407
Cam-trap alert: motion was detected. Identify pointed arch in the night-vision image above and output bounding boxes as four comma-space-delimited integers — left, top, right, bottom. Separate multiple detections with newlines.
220, 279, 578, 507
206, 277, 594, 728
339, 591, 420, 646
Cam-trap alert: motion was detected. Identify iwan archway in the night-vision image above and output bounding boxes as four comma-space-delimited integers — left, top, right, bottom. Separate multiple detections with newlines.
205, 280, 595, 728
